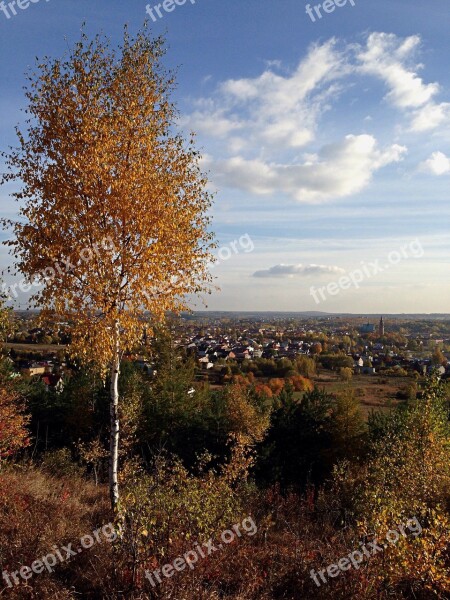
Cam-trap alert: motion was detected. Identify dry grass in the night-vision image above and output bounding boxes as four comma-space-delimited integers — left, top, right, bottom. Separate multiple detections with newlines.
312, 373, 410, 418
3, 343, 66, 353
0, 466, 110, 599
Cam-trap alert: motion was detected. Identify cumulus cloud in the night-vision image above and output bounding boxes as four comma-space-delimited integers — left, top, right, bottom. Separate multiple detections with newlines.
186, 32, 448, 204
358, 33, 437, 108
357, 32, 450, 131
419, 151, 450, 175
214, 135, 406, 203
184, 39, 346, 152
253, 264, 346, 278
411, 102, 450, 132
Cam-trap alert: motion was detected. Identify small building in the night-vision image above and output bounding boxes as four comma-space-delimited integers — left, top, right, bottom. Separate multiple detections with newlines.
355, 365, 376, 375
22, 365, 47, 377
41, 374, 65, 394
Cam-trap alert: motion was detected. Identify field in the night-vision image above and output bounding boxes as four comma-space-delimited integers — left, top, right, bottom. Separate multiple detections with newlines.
4, 342, 66, 353
312, 371, 411, 417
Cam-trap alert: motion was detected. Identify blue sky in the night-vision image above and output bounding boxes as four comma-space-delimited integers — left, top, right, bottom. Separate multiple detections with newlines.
1, 0, 449, 312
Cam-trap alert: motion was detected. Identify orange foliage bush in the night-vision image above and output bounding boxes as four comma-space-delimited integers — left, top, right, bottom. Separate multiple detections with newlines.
268, 378, 285, 395
254, 384, 273, 399
289, 375, 314, 392
0, 387, 31, 462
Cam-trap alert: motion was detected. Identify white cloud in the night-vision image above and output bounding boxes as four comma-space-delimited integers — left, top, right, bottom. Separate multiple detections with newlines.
253, 263, 346, 278
420, 151, 450, 175
357, 32, 450, 131
213, 135, 406, 203
410, 102, 450, 132
358, 33, 437, 108
188, 32, 447, 204
183, 104, 243, 138
184, 39, 346, 152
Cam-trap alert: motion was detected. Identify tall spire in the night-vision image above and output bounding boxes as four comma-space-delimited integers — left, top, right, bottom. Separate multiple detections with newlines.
379, 316, 385, 336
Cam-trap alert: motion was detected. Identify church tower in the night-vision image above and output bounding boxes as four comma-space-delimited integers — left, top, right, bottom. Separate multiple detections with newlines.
379, 316, 385, 336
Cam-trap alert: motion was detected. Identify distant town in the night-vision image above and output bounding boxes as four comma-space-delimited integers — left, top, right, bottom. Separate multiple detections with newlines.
6, 311, 450, 403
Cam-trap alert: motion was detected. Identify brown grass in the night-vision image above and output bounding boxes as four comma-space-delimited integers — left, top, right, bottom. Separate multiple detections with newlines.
312, 373, 409, 418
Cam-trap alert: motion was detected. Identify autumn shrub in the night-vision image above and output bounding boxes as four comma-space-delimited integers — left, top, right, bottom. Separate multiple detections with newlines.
221, 384, 271, 444
325, 376, 450, 598
254, 383, 274, 399
105, 441, 253, 596
41, 448, 84, 478
289, 375, 314, 392
0, 467, 110, 599
0, 385, 31, 464
268, 378, 285, 395
338, 366, 353, 382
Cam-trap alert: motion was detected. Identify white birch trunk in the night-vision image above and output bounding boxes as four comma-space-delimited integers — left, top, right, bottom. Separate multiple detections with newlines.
109, 322, 120, 510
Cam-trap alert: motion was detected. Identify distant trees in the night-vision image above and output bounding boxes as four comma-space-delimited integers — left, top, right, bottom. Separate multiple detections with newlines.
248, 356, 316, 379
295, 355, 316, 378
290, 375, 314, 392
319, 353, 353, 370
268, 378, 285, 396
275, 358, 296, 378
310, 342, 323, 355
432, 346, 447, 366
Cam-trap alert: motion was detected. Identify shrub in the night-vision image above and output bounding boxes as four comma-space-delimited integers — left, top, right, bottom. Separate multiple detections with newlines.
289, 375, 314, 392
113, 444, 252, 595
41, 448, 84, 478
0, 386, 31, 464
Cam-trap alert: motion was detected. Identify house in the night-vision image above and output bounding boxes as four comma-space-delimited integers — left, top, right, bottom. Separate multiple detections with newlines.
21, 364, 47, 377
355, 365, 376, 375
232, 346, 251, 361
198, 357, 214, 370
41, 374, 65, 394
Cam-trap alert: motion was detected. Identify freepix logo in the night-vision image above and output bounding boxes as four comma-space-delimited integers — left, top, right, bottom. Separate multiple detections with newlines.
309, 239, 424, 305
145, 0, 196, 23
310, 517, 422, 588
0, 0, 50, 20
305, 0, 356, 22
2, 523, 118, 588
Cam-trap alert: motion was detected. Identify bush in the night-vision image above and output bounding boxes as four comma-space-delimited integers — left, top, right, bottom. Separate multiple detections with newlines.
41, 448, 84, 478
289, 375, 314, 392
339, 367, 353, 382
112, 444, 252, 595
0, 386, 31, 464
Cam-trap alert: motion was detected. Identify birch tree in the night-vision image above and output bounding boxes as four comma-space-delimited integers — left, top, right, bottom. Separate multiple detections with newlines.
2, 27, 214, 509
